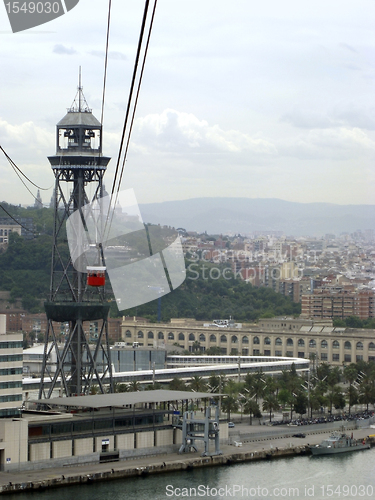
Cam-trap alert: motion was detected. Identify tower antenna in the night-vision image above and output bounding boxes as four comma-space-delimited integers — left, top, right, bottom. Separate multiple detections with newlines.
78, 66, 82, 112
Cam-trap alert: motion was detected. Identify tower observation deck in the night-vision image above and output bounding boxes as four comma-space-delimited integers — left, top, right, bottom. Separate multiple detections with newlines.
39, 77, 113, 398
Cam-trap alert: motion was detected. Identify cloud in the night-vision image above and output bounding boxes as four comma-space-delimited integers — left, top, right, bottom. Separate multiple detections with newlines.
279, 127, 375, 160
89, 50, 127, 60
0, 119, 54, 201
133, 109, 277, 157
339, 43, 358, 54
53, 44, 77, 55
281, 106, 375, 131
0, 118, 53, 151
281, 111, 334, 129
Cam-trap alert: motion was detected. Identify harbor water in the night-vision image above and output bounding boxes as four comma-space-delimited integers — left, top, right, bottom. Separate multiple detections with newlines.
7, 447, 375, 500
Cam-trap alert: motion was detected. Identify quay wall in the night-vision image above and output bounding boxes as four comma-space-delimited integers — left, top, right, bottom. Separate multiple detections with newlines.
2, 436, 375, 495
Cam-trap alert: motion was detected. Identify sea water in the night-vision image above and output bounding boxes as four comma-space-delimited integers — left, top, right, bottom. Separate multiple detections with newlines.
7, 448, 375, 499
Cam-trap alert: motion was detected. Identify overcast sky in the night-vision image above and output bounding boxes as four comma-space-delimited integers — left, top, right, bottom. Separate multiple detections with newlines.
0, 0, 374, 208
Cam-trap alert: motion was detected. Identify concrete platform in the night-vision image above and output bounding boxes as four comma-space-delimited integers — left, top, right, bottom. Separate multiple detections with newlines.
0, 424, 373, 495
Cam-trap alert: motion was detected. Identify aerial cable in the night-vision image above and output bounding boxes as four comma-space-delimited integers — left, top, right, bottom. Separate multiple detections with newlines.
100, 0, 112, 129
0, 203, 35, 234
109, 0, 151, 203
0, 145, 50, 191
0, 146, 51, 208
3, 156, 43, 208
105, 0, 157, 239
115, 0, 158, 197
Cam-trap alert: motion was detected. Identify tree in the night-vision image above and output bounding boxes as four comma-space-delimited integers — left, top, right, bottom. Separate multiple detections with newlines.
114, 383, 129, 393
169, 377, 186, 391
358, 383, 375, 411
192, 341, 201, 353
145, 382, 163, 390
262, 394, 279, 422
308, 387, 323, 418
243, 398, 261, 425
316, 363, 331, 382
345, 385, 358, 412
278, 388, 293, 412
294, 392, 308, 417
205, 346, 222, 355
326, 385, 342, 413
344, 364, 359, 414
266, 375, 280, 396
128, 381, 141, 392
222, 395, 238, 422
333, 391, 346, 410
189, 375, 206, 392
247, 371, 266, 403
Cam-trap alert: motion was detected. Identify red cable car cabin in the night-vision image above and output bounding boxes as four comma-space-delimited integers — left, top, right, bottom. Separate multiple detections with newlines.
87, 266, 106, 287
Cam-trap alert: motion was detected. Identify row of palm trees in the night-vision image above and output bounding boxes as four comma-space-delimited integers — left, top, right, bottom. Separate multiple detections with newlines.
169, 360, 375, 422
90, 360, 375, 423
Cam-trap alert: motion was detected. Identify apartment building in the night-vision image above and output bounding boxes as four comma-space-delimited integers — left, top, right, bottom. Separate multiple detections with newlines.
301, 288, 375, 320
0, 315, 23, 418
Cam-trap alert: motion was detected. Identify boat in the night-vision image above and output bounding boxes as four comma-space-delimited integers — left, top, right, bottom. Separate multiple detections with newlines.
310, 432, 370, 456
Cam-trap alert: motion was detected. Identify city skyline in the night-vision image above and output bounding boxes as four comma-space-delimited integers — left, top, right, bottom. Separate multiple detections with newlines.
0, 0, 374, 207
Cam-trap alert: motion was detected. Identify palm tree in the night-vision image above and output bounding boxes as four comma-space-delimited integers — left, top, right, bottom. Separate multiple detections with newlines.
128, 380, 141, 392
264, 375, 279, 396
145, 382, 163, 390
346, 385, 358, 412
189, 375, 206, 392
358, 383, 375, 411
249, 371, 266, 403
262, 393, 279, 422
326, 385, 342, 414
222, 395, 238, 422
192, 341, 201, 353
278, 388, 293, 416
243, 398, 260, 425
113, 382, 129, 393
308, 386, 323, 418
309, 352, 318, 375
169, 377, 186, 391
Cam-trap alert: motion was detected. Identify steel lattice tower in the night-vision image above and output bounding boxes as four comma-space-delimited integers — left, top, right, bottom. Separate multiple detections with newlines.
39, 76, 113, 398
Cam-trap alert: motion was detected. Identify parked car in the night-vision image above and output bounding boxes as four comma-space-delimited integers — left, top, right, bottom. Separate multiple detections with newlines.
228, 422, 235, 428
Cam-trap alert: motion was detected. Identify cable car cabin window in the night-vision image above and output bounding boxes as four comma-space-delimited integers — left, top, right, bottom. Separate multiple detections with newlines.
87, 266, 106, 286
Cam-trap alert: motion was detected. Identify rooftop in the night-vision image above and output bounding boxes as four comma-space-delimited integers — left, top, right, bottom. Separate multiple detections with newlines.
32, 389, 213, 409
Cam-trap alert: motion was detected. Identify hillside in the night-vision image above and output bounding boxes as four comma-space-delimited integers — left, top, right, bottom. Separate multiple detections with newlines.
0, 232, 300, 319
123, 261, 301, 322
139, 198, 375, 236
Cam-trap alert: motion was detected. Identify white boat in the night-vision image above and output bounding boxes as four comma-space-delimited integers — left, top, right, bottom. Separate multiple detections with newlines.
310, 432, 370, 456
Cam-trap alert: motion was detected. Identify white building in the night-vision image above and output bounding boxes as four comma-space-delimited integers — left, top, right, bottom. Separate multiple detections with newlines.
0, 315, 23, 418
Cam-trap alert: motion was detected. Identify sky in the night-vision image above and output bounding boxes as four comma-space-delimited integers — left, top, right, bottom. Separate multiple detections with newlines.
0, 0, 374, 208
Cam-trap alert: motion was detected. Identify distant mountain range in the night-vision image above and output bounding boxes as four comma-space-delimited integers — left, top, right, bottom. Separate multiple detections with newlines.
139, 198, 375, 236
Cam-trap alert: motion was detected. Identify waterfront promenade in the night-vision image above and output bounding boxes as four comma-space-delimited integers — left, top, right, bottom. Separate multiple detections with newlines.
0, 422, 373, 495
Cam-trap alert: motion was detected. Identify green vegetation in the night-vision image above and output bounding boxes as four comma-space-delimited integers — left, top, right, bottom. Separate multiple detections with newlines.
0, 203, 54, 236
0, 231, 302, 320
170, 360, 375, 422
0, 232, 52, 312
333, 316, 375, 330
123, 261, 301, 322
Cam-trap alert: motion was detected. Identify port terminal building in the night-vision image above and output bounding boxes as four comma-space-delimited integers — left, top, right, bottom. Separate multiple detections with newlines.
121, 317, 375, 366
0, 390, 225, 472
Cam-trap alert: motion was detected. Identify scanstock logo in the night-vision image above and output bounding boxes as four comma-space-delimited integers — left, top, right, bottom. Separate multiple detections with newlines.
3, 0, 79, 33
66, 189, 186, 311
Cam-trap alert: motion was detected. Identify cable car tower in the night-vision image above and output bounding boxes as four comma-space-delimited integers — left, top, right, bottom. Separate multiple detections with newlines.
39, 73, 113, 398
